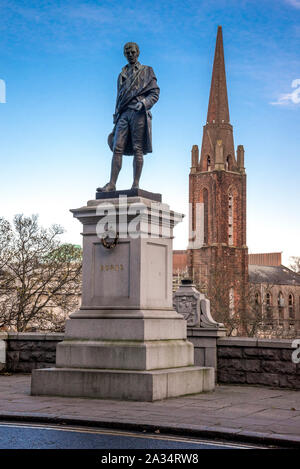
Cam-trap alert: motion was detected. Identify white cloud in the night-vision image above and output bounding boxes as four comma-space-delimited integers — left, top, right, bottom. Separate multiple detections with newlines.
0, 79, 6, 103
270, 79, 300, 105
285, 0, 300, 8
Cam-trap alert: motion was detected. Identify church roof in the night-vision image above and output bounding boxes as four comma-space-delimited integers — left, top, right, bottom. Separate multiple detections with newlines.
172, 251, 300, 286
249, 265, 300, 286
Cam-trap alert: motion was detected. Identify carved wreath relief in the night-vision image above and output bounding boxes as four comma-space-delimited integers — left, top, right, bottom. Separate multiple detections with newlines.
173, 295, 199, 327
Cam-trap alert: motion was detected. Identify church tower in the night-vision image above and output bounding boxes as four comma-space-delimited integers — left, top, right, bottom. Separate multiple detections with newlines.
188, 26, 248, 322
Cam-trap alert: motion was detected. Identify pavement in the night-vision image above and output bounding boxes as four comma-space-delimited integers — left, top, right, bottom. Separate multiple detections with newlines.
0, 373, 300, 448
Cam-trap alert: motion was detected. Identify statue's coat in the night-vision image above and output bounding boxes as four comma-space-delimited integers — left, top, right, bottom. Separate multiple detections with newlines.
108, 63, 160, 155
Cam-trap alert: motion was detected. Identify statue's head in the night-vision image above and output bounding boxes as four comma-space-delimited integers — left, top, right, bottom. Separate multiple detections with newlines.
124, 42, 140, 65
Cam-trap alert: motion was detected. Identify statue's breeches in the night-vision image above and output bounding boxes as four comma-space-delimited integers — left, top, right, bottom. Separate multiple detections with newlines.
113, 108, 146, 155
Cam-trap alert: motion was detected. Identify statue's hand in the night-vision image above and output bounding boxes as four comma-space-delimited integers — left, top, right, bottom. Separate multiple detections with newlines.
127, 102, 143, 111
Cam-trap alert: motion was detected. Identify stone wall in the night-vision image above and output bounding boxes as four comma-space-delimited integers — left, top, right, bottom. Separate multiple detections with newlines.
217, 337, 300, 389
2, 333, 64, 373
1, 333, 300, 391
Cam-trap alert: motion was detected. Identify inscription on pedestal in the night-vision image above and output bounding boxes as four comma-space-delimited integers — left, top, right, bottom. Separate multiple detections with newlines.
93, 241, 130, 302
100, 264, 124, 272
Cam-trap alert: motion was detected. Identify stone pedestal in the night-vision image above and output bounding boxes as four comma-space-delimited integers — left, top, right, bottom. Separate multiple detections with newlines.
31, 194, 214, 401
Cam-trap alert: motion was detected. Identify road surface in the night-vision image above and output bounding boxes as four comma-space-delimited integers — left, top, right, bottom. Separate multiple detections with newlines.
0, 423, 261, 449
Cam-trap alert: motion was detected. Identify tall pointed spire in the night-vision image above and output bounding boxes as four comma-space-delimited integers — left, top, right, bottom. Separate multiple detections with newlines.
207, 26, 230, 124
198, 26, 237, 173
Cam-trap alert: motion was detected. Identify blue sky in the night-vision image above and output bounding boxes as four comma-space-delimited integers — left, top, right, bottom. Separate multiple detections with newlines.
0, 0, 299, 265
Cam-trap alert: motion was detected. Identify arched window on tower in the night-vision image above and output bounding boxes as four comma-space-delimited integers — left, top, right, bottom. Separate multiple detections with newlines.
288, 293, 295, 319
225, 155, 232, 171
206, 156, 211, 171
229, 287, 235, 317
203, 188, 208, 244
228, 193, 233, 246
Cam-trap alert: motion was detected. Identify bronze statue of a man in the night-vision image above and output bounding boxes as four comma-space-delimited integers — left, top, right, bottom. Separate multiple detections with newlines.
97, 42, 160, 192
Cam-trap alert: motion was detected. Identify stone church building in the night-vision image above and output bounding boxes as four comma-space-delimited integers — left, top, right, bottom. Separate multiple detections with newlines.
173, 26, 300, 334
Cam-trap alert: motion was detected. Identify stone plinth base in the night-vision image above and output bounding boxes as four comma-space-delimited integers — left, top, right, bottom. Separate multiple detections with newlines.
31, 366, 214, 402
31, 195, 215, 401
31, 312, 215, 401
56, 339, 194, 370
95, 188, 161, 202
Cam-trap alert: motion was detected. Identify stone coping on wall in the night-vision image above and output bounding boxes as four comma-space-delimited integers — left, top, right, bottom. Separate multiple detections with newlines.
1, 332, 65, 341
188, 327, 227, 338
2, 333, 296, 347
217, 337, 297, 349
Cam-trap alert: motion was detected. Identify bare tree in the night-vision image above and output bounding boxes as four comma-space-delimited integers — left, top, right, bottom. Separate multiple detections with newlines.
0, 214, 82, 332
201, 265, 241, 336
289, 256, 300, 274
242, 283, 275, 338
0, 217, 16, 328
206, 272, 296, 338
193, 262, 279, 337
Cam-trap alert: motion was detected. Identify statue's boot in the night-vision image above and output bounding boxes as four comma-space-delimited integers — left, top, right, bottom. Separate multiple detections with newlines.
131, 153, 143, 191
97, 153, 122, 193
96, 182, 116, 192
